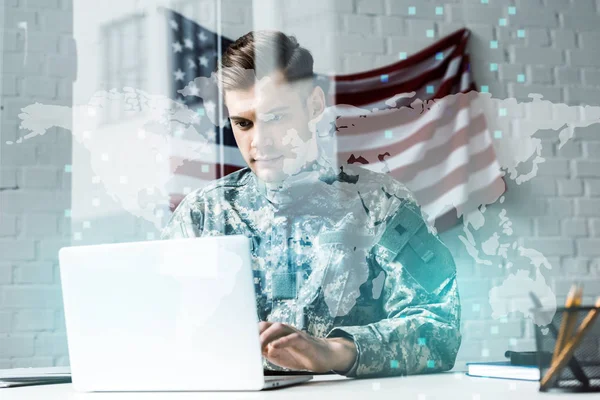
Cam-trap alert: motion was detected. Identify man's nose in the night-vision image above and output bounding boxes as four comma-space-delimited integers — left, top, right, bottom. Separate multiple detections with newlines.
251, 124, 276, 148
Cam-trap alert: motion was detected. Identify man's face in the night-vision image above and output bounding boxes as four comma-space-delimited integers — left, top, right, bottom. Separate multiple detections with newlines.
224, 71, 322, 183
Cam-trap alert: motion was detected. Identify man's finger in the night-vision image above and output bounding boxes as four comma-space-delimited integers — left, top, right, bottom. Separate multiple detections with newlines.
270, 332, 301, 349
260, 322, 293, 348
258, 321, 272, 334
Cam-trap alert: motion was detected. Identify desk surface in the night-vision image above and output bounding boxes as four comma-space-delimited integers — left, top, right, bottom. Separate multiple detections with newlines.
3, 372, 600, 399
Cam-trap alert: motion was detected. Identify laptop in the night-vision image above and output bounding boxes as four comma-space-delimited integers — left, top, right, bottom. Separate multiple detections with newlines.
58, 235, 312, 391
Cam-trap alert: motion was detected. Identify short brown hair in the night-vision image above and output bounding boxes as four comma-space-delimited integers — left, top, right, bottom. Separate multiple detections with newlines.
215, 30, 315, 94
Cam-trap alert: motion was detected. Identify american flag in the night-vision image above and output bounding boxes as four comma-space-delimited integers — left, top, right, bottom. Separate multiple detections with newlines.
165, 9, 505, 232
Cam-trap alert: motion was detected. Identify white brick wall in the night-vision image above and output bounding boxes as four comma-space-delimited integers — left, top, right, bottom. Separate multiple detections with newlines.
1, 0, 73, 367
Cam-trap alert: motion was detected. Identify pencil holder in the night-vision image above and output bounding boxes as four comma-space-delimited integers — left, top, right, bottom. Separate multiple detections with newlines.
534, 306, 600, 392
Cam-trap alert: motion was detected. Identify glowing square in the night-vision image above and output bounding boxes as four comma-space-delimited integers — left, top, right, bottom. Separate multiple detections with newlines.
517, 74, 525, 83
482, 348, 490, 357
480, 85, 489, 93
83, 221, 91, 229
426, 29, 434, 38
518, 29, 526, 38
499, 18, 507, 26
490, 40, 498, 49
472, 303, 481, 312
137, 129, 146, 139
426, 85, 434, 94
436, 52, 444, 60
201, 164, 209, 173
399, 52, 407, 60
435, 6, 443, 15
83, 130, 91, 139
92, 198, 100, 207
508, 6, 516, 14
418, 337, 427, 346
147, 232, 155, 240
494, 130, 503, 139
101, 153, 109, 162
174, 129, 184, 138
390, 359, 399, 368
499, 108, 507, 116
490, 63, 498, 71
481, 0, 488, 3
196, 107, 205, 116
491, 325, 499, 334
73, 232, 82, 241
408, 6, 416, 15
427, 360, 435, 368
380, 74, 389, 83
385, 130, 393, 139
64, 164, 72, 173
183, 186, 192, 194
92, 176, 100, 184
64, 209, 71, 218
510, 338, 517, 346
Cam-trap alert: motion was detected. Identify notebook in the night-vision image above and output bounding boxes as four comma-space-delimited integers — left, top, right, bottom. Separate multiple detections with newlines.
0, 367, 72, 388
466, 361, 540, 381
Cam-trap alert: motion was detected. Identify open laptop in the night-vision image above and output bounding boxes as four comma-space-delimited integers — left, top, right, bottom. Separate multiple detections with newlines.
58, 235, 312, 391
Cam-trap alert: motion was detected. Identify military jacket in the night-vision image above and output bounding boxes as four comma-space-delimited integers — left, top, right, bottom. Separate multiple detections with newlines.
160, 161, 461, 378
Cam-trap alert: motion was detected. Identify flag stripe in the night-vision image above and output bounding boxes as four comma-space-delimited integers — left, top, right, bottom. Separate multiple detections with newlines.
337, 92, 480, 155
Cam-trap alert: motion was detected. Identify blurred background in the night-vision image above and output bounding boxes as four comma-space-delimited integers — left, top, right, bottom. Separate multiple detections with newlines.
1, 0, 600, 370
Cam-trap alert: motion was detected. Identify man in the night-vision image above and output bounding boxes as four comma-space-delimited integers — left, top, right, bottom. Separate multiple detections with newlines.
161, 30, 461, 378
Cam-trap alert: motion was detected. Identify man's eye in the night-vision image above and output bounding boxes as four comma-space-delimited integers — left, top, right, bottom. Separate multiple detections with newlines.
234, 120, 253, 130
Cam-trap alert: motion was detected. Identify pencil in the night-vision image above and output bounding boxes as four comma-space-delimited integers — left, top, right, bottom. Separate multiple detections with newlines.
552, 284, 581, 364
562, 286, 583, 351
540, 297, 600, 390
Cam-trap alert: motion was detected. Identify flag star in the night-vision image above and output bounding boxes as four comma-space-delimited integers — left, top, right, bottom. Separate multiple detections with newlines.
204, 100, 215, 115
206, 129, 216, 142
187, 58, 197, 69
198, 56, 209, 67
169, 19, 178, 30
184, 37, 194, 49
172, 41, 183, 53
188, 84, 200, 96
173, 68, 185, 81
198, 31, 207, 42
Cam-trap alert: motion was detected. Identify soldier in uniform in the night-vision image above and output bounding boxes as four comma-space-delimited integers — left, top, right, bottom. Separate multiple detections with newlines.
161, 30, 461, 378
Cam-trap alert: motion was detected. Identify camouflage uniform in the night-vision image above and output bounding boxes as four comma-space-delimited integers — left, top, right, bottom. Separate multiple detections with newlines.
160, 157, 461, 378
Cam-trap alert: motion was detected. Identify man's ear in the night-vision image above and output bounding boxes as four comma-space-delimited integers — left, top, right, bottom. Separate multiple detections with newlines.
306, 85, 326, 125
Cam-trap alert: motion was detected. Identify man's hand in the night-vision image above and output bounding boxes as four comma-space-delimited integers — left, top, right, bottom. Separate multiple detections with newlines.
258, 321, 357, 373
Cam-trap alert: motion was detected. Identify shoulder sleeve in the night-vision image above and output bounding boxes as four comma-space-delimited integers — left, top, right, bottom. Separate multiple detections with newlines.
159, 191, 204, 239
377, 199, 456, 296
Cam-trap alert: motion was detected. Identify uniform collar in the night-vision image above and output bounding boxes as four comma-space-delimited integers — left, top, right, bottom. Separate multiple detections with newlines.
253, 155, 337, 208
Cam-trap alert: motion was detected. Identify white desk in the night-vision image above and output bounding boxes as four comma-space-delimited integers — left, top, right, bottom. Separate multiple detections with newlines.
3, 373, 600, 399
